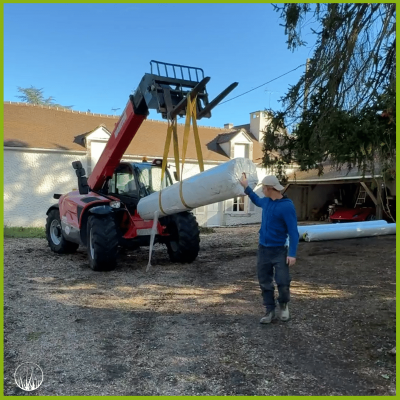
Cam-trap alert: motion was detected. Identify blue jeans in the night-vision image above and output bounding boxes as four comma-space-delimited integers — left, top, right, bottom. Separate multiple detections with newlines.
257, 245, 291, 311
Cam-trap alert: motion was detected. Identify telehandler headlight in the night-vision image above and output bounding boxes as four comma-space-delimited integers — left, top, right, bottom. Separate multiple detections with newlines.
110, 201, 121, 209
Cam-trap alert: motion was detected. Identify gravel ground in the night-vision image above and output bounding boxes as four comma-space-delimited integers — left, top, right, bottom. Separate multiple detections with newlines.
4, 225, 396, 395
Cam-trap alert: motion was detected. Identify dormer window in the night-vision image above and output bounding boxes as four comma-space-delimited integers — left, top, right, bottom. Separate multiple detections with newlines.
216, 128, 253, 159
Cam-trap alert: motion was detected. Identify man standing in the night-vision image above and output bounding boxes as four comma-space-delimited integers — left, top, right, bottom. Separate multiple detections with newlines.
239, 174, 299, 323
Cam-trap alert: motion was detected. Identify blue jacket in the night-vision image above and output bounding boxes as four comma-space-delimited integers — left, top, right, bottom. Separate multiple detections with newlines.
245, 186, 299, 257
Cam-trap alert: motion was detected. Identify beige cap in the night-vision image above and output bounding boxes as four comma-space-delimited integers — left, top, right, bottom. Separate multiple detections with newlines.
262, 175, 284, 191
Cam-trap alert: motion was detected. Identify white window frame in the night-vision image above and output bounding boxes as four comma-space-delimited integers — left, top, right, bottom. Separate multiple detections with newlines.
233, 196, 246, 212
225, 195, 257, 215
225, 196, 248, 214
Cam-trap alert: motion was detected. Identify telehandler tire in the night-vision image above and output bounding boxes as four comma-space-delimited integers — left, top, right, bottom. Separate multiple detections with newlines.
46, 209, 79, 254
87, 214, 118, 271
163, 211, 200, 263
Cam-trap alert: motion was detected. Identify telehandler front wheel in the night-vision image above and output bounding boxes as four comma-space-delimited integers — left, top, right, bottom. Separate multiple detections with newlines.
87, 214, 118, 271
46, 209, 79, 254
163, 212, 200, 263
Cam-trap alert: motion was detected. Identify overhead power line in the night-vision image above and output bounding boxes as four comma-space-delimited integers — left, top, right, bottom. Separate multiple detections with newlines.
218, 64, 305, 106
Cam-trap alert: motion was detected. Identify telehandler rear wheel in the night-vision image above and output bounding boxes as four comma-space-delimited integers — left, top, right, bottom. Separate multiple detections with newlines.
163, 212, 200, 263
46, 209, 79, 254
87, 214, 118, 271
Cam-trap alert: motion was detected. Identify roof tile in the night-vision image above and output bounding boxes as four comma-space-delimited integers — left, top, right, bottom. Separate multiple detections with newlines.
4, 102, 264, 164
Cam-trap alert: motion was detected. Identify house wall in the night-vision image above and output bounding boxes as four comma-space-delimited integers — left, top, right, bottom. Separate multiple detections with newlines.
4, 148, 87, 227
4, 147, 267, 228
223, 185, 264, 226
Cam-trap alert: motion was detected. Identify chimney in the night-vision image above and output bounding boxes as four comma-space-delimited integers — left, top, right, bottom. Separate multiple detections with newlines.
249, 111, 271, 142
224, 123, 234, 129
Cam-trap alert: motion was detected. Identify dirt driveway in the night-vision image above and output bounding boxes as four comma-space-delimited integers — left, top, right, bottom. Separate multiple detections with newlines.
4, 225, 396, 395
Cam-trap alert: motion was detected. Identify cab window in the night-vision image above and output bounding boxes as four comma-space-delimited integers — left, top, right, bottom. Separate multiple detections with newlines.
135, 164, 172, 194
110, 166, 137, 196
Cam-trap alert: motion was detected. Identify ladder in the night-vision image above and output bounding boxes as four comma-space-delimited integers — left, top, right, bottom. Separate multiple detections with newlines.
355, 185, 367, 207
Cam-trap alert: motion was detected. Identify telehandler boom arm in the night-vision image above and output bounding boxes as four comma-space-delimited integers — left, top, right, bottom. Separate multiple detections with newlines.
85, 60, 238, 192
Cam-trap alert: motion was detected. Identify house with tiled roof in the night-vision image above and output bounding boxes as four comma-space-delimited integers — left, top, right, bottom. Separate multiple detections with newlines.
4, 102, 276, 227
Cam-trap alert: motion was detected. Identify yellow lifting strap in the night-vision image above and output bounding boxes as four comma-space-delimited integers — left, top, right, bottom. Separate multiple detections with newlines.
179, 94, 204, 208
159, 94, 204, 214
159, 117, 180, 215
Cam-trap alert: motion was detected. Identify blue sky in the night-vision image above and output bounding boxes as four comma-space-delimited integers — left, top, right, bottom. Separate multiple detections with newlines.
4, 3, 317, 129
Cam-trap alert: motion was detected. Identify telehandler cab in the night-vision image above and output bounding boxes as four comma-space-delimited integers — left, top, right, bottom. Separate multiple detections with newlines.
45, 60, 238, 271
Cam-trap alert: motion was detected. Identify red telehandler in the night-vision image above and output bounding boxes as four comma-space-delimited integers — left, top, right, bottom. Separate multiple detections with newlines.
46, 60, 238, 271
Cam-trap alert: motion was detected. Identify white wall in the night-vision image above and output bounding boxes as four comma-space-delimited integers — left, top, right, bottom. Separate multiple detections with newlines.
4, 148, 87, 227
250, 111, 270, 142
3, 146, 266, 228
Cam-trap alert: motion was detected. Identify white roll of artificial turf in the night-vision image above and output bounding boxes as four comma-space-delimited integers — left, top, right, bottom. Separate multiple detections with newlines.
137, 157, 258, 219
298, 220, 388, 240
304, 223, 396, 242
